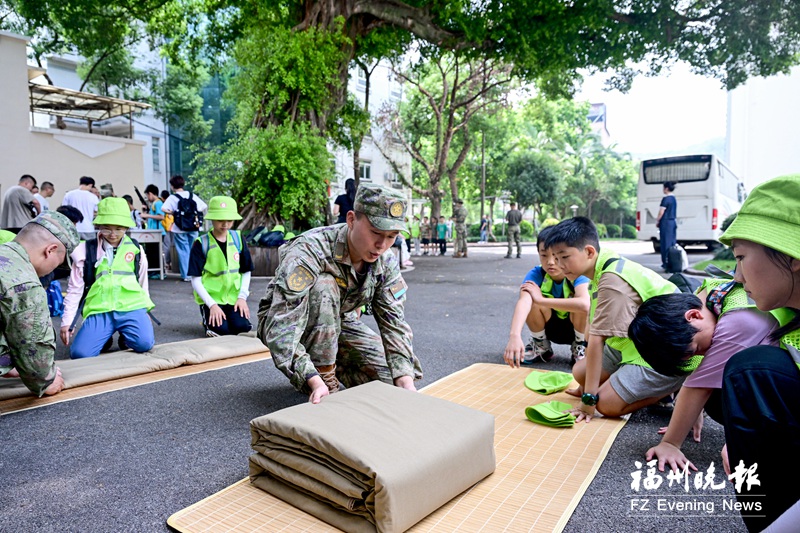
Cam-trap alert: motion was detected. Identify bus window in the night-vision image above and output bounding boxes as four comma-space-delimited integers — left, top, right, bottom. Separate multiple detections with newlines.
642, 155, 712, 184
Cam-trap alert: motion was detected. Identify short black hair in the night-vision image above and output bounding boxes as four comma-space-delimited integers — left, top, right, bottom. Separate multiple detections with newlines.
79, 176, 95, 187
41, 181, 54, 191
160, 190, 169, 201
122, 194, 134, 206
664, 181, 676, 192
544, 216, 600, 251
628, 293, 703, 376
169, 175, 185, 189
19, 174, 36, 186
536, 226, 553, 249
56, 205, 84, 224
144, 184, 159, 196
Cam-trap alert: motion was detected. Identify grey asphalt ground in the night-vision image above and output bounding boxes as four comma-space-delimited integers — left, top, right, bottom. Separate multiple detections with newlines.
1, 240, 747, 532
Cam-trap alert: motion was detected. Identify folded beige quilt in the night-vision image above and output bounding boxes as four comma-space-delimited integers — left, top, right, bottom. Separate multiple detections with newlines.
249, 380, 496, 533
0, 335, 267, 400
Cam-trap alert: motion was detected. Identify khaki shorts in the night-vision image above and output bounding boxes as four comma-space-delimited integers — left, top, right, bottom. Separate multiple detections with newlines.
602, 344, 685, 404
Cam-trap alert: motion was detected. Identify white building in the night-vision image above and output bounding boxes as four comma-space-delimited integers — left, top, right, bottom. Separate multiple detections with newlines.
726, 65, 800, 191
329, 61, 412, 211
0, 31, 147, 210
44, 42, 170, 193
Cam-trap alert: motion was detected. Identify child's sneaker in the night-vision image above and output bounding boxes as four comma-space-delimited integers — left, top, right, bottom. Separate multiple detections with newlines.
570, 340, 587, 365
206, 329, 220, 338
523, 335, 553, 363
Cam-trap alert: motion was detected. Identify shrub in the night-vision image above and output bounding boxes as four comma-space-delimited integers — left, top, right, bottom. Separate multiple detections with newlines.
714, 246, 735, 260
540, 217, 559, 229
520, 220, 534, 237
721, 212, 737, 232
622, 224, 637, 239
606, 224, 621, 238
594, 223, 608, 238
469, 223, 481, 238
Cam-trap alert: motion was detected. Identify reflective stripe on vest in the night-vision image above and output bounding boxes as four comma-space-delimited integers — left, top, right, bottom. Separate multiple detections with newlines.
776, 310, 800, 369
541, 274, 573, 320
590, 248, 680, 368
82, 236, 154, 318
194, 230, 242, 306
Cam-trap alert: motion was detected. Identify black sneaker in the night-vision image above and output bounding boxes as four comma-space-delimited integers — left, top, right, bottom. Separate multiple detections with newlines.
570, 340, 587, 365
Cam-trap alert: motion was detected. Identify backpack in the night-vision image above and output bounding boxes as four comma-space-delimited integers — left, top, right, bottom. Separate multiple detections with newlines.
199, 230, 242, 257
46, 280, 65, 317
667, 272, 702, 294
162, 213, 174, 232
666, 243, 689, 273
172, 192, 203, 232
258, 230, 285, 247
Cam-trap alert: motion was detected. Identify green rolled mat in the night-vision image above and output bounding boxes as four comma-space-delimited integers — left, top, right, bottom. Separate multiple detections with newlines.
524, 370, 574, 395
525, 400, 576, 428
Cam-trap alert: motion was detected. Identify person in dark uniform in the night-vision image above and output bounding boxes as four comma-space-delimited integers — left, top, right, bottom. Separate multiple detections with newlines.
656, 181, 677, 270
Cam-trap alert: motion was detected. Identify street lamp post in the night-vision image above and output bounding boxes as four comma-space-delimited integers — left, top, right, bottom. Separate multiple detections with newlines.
570, 204, 579, 217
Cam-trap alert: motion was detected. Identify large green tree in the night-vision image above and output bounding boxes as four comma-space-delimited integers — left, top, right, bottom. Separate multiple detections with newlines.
6, 0, 800, 225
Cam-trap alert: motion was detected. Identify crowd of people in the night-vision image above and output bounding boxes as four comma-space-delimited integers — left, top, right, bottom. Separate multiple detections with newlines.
2, 173, 798, 531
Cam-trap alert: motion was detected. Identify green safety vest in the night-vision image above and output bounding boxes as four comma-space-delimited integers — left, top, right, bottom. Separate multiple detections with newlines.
589, 248, 680, 368
772, 309, 800, 370
194, 230, 242, 306
410, 221, 421, 238
541, 275, 573, 320
82, 236, 154, 318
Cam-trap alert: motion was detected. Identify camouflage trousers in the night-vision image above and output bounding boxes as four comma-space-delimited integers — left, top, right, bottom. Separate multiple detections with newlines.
303, 274, 394, 392
507, 225, 521, 256
455, 223, 468, 255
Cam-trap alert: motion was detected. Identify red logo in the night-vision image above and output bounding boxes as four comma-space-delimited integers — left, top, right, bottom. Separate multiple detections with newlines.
234, 252, 240, 262
124, 251, 135, 263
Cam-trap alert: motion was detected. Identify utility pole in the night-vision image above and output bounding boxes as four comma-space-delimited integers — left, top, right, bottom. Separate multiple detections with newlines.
480, 130, 486, 221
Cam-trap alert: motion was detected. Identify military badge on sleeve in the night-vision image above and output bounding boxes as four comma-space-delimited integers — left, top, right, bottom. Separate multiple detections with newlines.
389, 279, 407, 299
287, 265, 315, 292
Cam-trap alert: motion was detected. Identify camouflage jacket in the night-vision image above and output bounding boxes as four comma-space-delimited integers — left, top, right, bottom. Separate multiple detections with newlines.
0, 242, 58, 396
454, 205, 468, 225
258, 224, 420, 391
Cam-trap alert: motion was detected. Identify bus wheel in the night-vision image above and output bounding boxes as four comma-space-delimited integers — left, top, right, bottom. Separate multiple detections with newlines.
652, 240, 661, 253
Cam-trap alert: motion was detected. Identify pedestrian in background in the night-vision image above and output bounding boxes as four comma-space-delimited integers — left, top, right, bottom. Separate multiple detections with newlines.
505, 202, 522, 259
656, 181, 677, 271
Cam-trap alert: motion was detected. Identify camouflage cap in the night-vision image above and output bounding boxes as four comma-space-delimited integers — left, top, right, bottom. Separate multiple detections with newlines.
354, 184, 407, 232
29, 211, 80, 256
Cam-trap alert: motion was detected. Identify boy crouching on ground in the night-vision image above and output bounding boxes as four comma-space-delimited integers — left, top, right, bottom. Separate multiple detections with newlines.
504, 226, 589, 367
544, 217, 683, 422
61, 197, 155, 358
189, 196, 253, 337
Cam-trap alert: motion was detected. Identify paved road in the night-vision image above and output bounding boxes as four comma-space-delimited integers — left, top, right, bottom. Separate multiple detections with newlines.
3, 240, 747, 532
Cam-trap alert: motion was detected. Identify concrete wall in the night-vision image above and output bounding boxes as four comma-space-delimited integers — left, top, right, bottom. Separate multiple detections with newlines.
0, 31, 145, 211
726, 66, 800, 191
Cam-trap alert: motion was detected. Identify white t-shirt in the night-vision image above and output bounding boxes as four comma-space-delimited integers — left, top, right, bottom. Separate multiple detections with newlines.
161, 191, 208, 234
34, 193, 50, 212
62, 188, 100, 233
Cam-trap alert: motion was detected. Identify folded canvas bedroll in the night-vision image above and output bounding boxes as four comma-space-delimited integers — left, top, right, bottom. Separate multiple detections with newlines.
249, 380, 496, 533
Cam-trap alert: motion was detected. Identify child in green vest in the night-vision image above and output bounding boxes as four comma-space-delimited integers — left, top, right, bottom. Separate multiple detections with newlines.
188, 196, 253, 337
504, 226, 589, 368
60, 197, 155, 358
628, 279, 782, 474
544, 216, 683, 422
714, 175, 800, 531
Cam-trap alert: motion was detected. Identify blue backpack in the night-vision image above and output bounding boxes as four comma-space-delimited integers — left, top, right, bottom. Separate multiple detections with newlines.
46, 280, 64, 317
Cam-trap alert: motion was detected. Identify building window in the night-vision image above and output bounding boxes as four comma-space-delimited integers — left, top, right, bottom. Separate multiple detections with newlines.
151, 137, 160, 172
359, 161, 372, 182
390, 82, 402, 102
357, 68, 367, 92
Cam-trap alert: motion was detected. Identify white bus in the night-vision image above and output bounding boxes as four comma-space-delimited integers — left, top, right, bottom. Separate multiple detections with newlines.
636, 154, 747, 252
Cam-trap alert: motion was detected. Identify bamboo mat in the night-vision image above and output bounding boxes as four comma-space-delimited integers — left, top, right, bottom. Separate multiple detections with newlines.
0, 351, 270, 416
168, 363, 628, 533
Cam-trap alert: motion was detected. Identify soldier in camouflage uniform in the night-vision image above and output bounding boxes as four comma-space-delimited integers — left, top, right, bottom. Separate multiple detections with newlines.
0, 212, 80, 397
258, 184, 423, 404
452, 198, 468, 258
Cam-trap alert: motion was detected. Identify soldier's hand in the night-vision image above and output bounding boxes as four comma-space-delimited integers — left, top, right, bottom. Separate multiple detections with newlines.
43, 367, 64, 396
234, 298, 250, 319
307, 375, 330, 404
394, 375, 416, 392
208, 304, 225, 327
60, 326, 71, 346
503, 335, 525, 368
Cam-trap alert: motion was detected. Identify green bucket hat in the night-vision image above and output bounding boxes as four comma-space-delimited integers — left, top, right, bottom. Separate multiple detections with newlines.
524, 370, 575, 395
206, 196, 242, 221
93, 197, 135, 228
719, 175, 800, 259
272, 225, 285, 234
524, 400, 576, 428
354, 184, 407, 232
